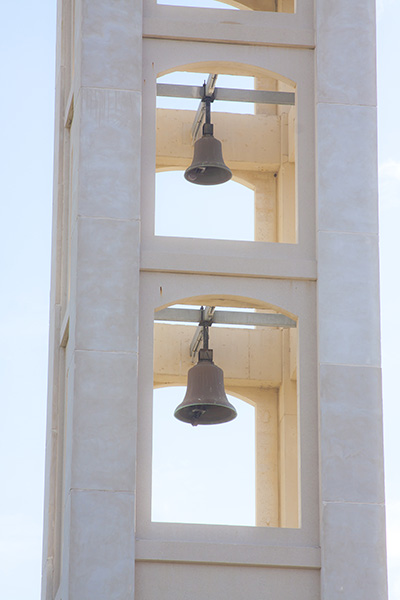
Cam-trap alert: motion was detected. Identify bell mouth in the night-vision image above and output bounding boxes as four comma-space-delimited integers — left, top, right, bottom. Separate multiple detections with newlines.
174, 402, 237, 426
185, 165, 232, 186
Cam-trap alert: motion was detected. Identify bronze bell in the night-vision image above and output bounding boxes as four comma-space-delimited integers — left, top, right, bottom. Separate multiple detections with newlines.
174, 348, 237, 426
184, 123, 232, 186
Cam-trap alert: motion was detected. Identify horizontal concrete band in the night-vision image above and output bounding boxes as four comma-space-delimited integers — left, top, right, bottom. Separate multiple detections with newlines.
140, 251, 317, 280
143, 20, 315, 49
135, 540, 321, 569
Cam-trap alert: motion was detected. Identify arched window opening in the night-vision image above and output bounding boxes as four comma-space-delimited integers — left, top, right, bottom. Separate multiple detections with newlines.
157, 0, 295, 13
155, 66, 297, 243
152, 297, 300, 528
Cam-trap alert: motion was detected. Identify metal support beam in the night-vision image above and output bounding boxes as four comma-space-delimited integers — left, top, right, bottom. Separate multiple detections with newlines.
158, 77, 295, 144
155, 307, 297, 328
157, 83, 295, 106
155, 306, 296, 359
215, 87, 295, 105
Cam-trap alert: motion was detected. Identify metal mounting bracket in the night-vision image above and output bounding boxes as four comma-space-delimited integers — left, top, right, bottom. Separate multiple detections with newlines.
156, 73, 296, 143
154, 305, 297, 360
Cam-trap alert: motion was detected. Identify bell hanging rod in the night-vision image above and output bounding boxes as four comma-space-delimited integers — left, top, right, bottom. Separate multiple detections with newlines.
154, 307, 297, 328
189, 306, 216, 358
156, 83, 295, 106
191, 74, 218, 141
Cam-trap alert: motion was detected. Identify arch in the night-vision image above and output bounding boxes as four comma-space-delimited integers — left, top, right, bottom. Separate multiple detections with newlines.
157, 0, 295, 14
158, 60, 296, 90
155, 293, 298, 321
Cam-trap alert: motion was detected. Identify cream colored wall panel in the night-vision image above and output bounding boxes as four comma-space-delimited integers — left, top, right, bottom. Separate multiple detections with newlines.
317, 104, 378, 234
145, 38, 313, 98
248, 329, 283, 384
57, 491, 72, 599
70, 350, 137, 491
62, 347, 75, 498
320, 364, 384, 504
80, 0, 143, 90
253, 389, 279, 526
143, 1, 314, 48
154, 324, 282, 386
321, 502, 387, 600
135, 562, 320, 600
156, 109, 281, 171
41, 310, 64, 600
69, 489, 135, 600
75, 88, 142, 221
74, 217, 140, 352
317, 231, 380, 366
136, 538, 321, 568
279, 413, 298, 527
315, 3, 386, 595
315, 1, 376, 106
142, 272, 312, 327
141, 238, 317, 279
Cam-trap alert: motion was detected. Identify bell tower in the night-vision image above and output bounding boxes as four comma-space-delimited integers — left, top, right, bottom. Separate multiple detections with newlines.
42, 1, 387, 599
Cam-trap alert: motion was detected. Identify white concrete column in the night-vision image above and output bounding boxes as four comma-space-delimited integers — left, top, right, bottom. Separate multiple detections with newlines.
252, 172, 277, 242
254, 388, 279, 527
279, 329, 298, 528
315, 1, 387, 597
60, 1, 143, 598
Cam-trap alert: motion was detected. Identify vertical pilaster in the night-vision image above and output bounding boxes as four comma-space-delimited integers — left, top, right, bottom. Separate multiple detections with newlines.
62, 1, 143, 598
279, 329, 298, 528
315, 1, 387, 597
254, 388, 279, 527
41, 0, 75, 596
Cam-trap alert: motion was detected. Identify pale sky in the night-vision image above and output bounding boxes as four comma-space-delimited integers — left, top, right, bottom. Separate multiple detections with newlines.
0, 1, 399, 598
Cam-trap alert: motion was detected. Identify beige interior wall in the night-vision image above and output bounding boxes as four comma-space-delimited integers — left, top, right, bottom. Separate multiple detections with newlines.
135, 562, 319, 600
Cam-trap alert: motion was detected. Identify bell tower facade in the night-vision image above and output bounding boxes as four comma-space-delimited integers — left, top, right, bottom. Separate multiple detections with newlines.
42, 1, 387, 599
